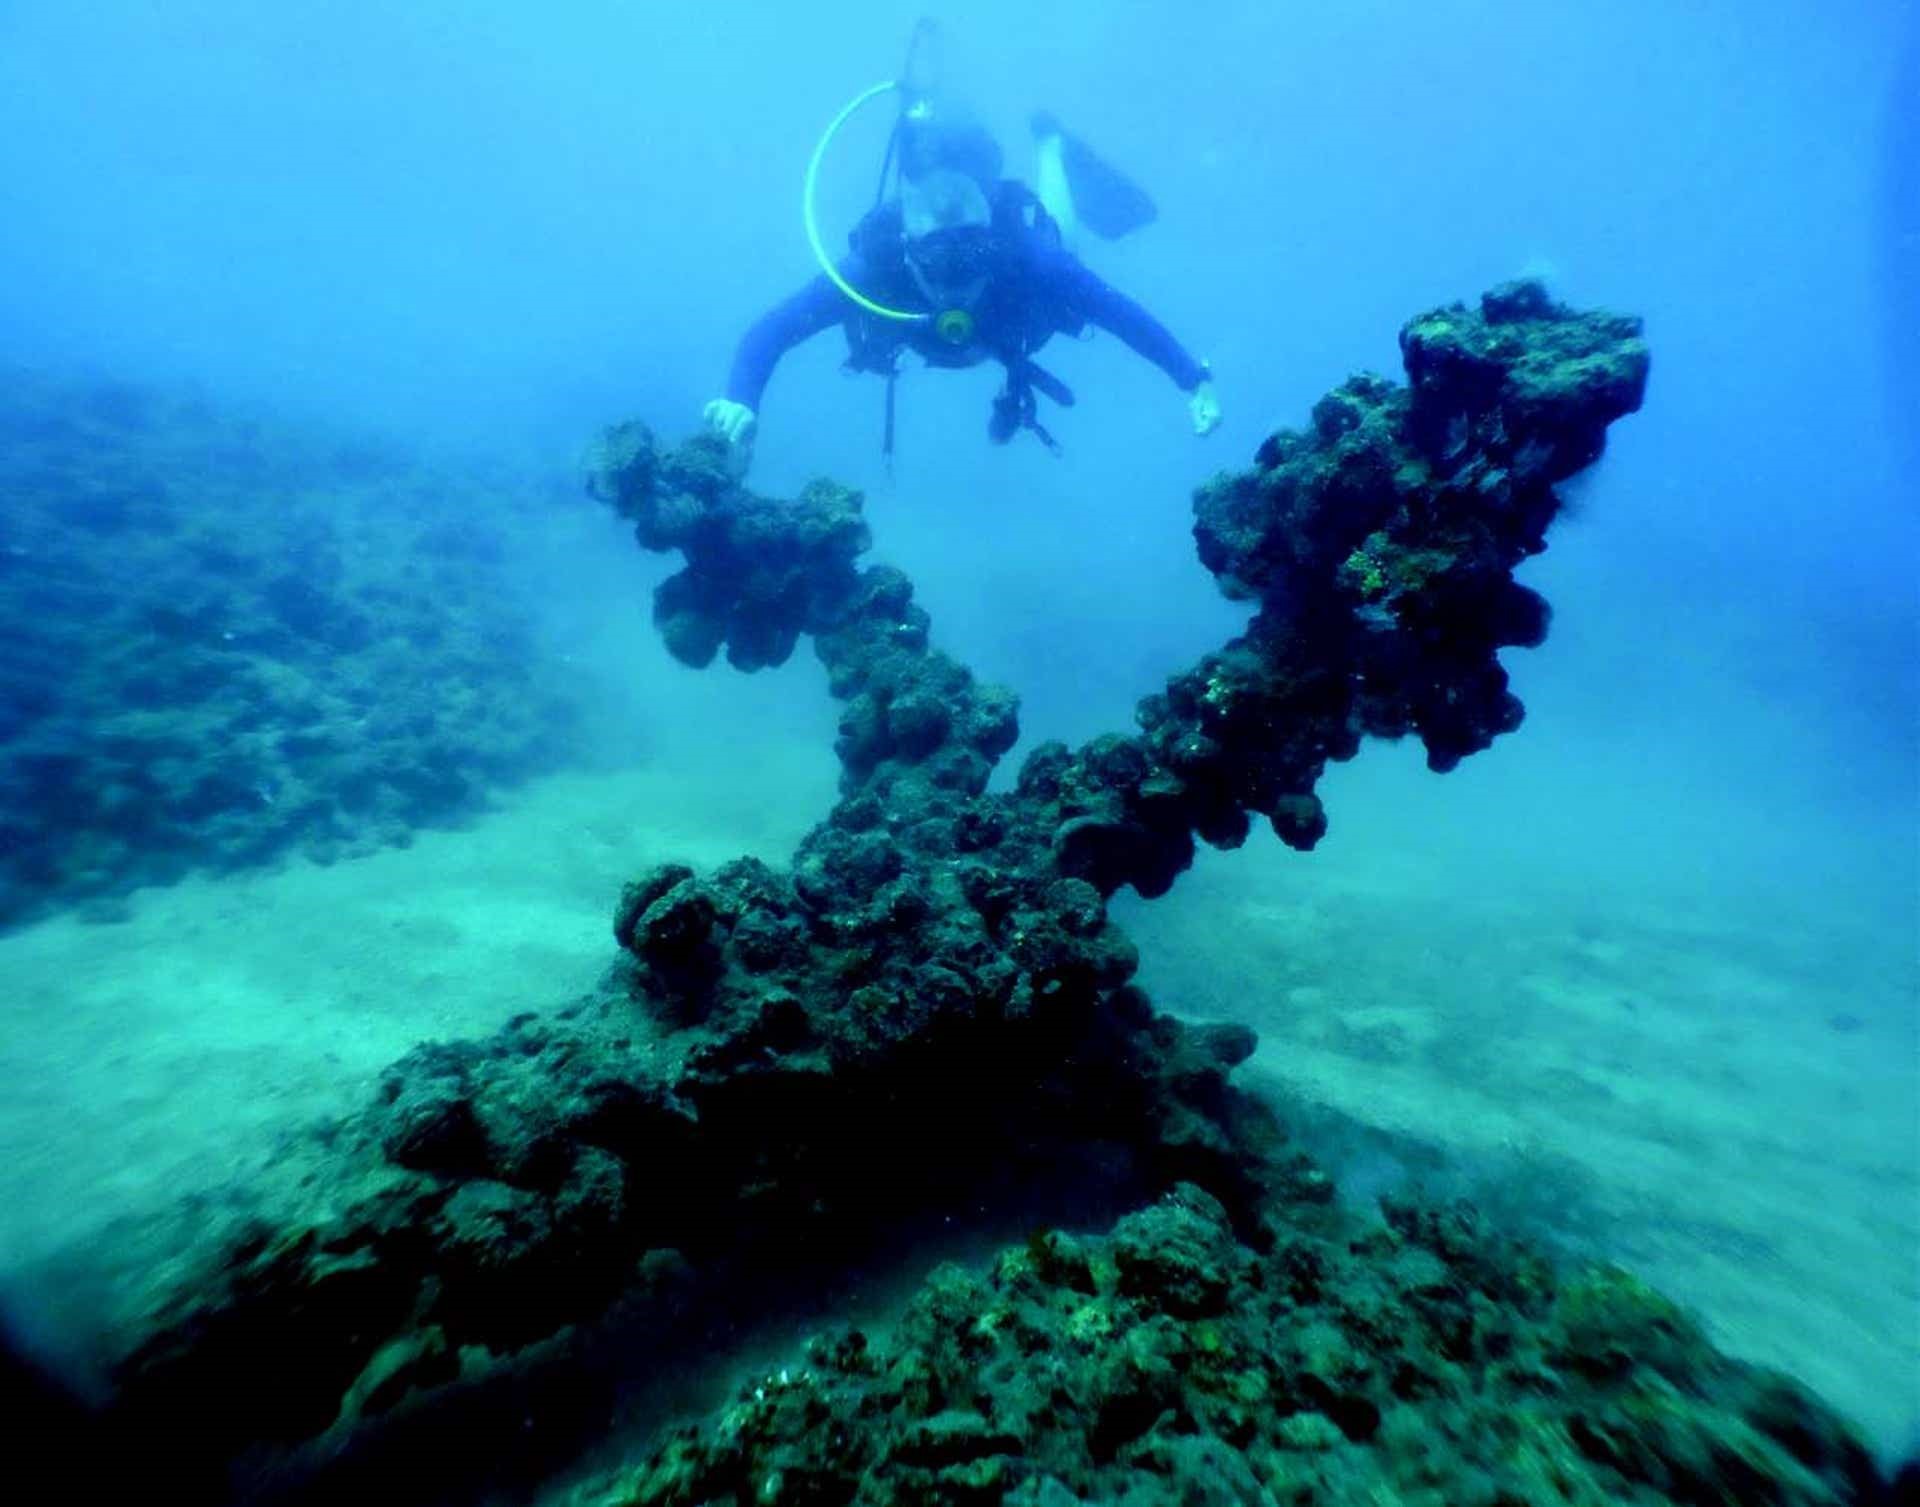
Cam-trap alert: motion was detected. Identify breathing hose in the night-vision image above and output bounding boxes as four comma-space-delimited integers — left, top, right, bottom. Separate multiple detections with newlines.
802, 80, 929, 326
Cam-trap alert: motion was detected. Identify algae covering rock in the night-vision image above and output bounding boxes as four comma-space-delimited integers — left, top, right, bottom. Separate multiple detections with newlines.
0, 373, 580, 927
574, 1188, 1882, 1507
71, 286, 1906, 1505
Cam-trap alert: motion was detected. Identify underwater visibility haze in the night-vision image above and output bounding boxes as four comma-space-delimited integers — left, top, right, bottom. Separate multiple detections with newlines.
0, 2, 1914, 1502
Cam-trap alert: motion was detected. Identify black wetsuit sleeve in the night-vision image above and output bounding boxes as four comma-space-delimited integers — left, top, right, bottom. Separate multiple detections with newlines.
724, 274, 850, 411
1057, 259, 1209, 392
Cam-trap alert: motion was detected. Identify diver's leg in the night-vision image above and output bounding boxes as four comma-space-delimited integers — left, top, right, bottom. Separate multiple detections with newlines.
1029, 112, 1158, 243
1030, 112, 1078, 250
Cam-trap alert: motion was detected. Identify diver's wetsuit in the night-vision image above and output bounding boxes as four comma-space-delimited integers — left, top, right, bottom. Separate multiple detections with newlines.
725, 182, 1207, 434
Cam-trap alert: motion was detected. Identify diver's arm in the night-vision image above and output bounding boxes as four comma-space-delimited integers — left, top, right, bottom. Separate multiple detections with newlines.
707, 272, 850, 473
1061, 261, 1209, 392
1055, 259, 1220, 436
724, 273, 849, 411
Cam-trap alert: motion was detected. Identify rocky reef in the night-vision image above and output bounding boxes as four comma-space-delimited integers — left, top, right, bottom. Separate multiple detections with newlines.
0, 374, 578, 929
577, 1188, 1883, 1507
38, 285, 1905, 1503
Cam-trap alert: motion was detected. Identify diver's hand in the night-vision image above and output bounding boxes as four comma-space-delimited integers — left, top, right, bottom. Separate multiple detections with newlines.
702, 398, 757, 473
1188, 380, 1222, 438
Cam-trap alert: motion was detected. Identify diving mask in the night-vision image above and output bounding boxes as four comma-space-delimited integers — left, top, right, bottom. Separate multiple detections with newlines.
905, 224, 996, 319
906, 224, 994, 287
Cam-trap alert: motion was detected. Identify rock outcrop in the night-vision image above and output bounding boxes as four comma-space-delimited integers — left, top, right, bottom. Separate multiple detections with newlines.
67, 288, 1889, 1507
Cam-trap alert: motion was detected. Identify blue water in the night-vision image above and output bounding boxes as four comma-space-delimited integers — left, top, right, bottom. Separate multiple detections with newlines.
0, 0, 1914, 1481
11, 0, 1908, 758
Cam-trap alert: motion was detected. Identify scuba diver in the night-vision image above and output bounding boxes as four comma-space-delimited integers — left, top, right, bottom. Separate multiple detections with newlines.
703, 24, 1220, 472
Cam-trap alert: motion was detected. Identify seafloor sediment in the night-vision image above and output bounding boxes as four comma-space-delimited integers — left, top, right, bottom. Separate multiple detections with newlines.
30, 285, 1906, 1503
0, 374, 578, 929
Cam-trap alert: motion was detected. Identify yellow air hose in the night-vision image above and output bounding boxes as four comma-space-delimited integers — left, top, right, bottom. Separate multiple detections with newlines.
803, 80, 930, 326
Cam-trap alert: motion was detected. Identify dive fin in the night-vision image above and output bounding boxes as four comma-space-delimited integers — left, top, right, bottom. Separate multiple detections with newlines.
1031, 111, 1158, 241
